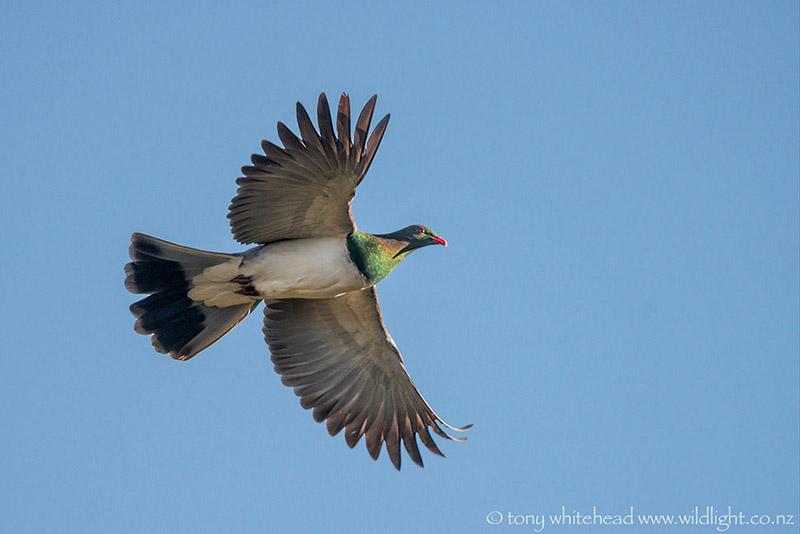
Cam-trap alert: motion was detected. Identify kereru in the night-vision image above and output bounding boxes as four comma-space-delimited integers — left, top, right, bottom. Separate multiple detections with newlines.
125, 93, 470, 469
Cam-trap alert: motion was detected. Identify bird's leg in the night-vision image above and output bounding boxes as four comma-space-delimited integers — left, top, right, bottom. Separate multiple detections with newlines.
232, 275, 260, 297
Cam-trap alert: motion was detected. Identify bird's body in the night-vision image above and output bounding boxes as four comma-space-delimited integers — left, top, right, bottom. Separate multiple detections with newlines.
189, 236, 366, 306
125, 93, 469, 469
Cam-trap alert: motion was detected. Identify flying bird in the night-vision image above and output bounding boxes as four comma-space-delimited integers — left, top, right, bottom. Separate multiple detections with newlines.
124, 92, 470, 469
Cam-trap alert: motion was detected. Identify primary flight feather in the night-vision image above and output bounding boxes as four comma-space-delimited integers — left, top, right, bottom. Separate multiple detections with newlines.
124, 93, 470, 469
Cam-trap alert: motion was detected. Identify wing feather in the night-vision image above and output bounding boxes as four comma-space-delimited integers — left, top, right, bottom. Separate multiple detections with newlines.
316, 93, 340, 166
336, 94, 352, 159
364, 394, 385, 461
402, 414, 424, 467
295, 101, 327, 160
353, 95, 377, 165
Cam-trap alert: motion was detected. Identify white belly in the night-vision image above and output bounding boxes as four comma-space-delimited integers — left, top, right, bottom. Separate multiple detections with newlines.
188, 237, 366, 307
247, 237, 365, 298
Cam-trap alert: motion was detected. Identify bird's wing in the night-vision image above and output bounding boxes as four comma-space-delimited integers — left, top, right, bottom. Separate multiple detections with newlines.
263, 287, 471, 470
228, 93, 390, 245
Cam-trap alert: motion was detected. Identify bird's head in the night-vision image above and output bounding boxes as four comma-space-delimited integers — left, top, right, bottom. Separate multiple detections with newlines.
389, 225, 447, 257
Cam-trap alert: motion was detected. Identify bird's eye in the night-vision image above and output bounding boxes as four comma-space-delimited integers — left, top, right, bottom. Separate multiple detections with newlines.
417, 227, 425, 234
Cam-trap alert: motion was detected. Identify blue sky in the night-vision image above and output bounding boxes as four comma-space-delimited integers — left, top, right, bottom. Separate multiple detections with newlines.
2, 1, 798, 532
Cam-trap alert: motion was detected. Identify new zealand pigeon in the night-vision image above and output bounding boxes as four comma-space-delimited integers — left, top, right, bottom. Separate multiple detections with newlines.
125, 93, 470, 469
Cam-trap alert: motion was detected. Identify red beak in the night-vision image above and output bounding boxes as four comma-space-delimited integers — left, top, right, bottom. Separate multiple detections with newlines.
431, 236, 447, 247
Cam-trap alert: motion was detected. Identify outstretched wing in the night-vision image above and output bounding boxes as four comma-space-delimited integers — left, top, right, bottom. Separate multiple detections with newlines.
228, 93, 390, 245
263, 287, 471, 470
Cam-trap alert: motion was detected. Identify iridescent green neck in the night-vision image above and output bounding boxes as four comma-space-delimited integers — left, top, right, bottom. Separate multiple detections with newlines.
346, 231, 411, 286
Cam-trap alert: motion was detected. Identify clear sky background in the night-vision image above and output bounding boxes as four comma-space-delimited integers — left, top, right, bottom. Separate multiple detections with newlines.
2, 2, 798, 533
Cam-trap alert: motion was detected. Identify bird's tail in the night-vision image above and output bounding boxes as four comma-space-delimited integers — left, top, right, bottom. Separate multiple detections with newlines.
124, 233, 258, 361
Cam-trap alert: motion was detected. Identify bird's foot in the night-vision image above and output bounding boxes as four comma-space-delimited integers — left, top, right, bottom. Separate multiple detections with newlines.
231, 275, 260, 297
